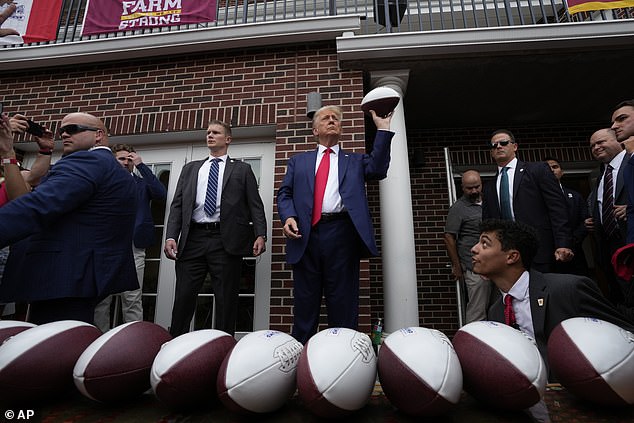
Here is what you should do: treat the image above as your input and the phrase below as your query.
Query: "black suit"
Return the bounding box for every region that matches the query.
[482,160,572,272]
[552,186,589,275]
[165,156,266,336]
[587,153,629,304]
[488,271,634,372]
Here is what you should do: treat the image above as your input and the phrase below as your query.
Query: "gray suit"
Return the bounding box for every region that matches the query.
[166,156,266,336]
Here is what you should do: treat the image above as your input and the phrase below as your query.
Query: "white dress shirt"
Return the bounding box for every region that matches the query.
[315,144,344,214]
[597,149,625,223]
[192,154,227,223]
[504,270,535,339]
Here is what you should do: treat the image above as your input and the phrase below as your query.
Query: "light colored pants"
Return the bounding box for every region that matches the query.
[464,269,492,323]
[94,247,145,332]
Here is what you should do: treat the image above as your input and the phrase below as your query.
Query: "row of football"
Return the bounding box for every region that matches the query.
[0,318,631,417]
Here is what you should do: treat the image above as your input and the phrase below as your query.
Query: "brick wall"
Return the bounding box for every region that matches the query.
[1,41,377,335]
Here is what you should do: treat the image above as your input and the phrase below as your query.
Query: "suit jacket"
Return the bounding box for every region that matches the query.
[133,163,167,249]
[165,156,266,257]
[482,160,572,267]
[277,130,394,264]
[488,271,634,368]
[551,186,589,275]
[588,154,629,259]
[562,186,588,246]
[0,147,138,302]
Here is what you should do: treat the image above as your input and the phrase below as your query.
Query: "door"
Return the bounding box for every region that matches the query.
[136,141,275,336]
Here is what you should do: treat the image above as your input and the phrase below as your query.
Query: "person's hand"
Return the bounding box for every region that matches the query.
[164,239,178,260]
[252,236,266,257]
[450,264,464,280]
[615,204,627,221]
[0,2,19,38]
[9,114,29,134]
[555,247,574,262]
[36,128,54,151]
[0,114,14,157]
[129,151,143,166]
[584,217,594,232]
[370,109,393,131]
[283,217,301,239]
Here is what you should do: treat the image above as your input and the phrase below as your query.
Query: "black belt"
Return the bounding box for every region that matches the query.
[192,222,220,230]
[320,212,349,223]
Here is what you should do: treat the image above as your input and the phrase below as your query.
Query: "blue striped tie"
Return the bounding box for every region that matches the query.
[204,158,220,217]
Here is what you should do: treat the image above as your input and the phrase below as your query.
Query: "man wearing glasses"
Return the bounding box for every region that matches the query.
[0,112,138,324]
[482,129,574,273]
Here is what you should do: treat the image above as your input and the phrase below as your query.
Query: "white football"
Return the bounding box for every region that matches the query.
[378,327,462,416]
[548,317,634,406]
[0,320,101,405]
[360,86,400,117]
[217,330,303,414]
[452,321,547,410]
[0,320,36,344]
[151,329,236,409]
[297,327,377,418]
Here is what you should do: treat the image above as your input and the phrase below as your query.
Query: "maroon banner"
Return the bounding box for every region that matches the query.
[82,0,217,36]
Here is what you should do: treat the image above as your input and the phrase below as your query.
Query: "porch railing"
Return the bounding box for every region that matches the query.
[2,0,632,49]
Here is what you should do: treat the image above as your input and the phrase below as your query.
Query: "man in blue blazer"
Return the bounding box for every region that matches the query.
[94,144,167,331]
[0,112,138,324]
[544,157,589,276]
[277,105,394,344]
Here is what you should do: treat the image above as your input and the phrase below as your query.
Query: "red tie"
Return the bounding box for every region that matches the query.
[504,294,516,328]
[312,148,332,226]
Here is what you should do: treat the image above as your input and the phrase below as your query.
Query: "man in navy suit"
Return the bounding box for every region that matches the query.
[164,120,267,337]
[585,128,628,305]
[277,105,394,344]
[0,112,138,324]
[544,157,589,276]
[94,144,167,331]
[482,129,573,273]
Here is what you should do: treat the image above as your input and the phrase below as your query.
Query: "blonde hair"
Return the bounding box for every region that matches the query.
[312,105,343,128]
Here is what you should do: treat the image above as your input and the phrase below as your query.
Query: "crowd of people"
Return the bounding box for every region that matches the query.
[442,100,634,421]
[1,101,633,359]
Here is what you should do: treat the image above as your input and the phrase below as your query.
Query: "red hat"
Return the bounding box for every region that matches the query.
[611,243,634,281]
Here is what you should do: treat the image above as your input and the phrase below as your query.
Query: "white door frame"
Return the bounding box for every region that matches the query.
[137,141,275,334]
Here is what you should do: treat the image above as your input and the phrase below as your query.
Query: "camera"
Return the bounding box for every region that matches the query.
[26,119,45,137]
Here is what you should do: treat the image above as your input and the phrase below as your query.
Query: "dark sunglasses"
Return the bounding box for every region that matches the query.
[490,139,515,148]
[58,124,100,136]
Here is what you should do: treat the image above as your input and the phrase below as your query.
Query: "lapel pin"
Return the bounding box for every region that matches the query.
[520,168,524,172]
[537,298,544,307]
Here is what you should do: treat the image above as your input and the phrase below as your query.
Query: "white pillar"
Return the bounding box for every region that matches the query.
[371,71,419,334]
